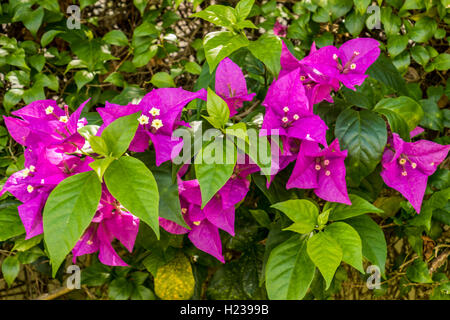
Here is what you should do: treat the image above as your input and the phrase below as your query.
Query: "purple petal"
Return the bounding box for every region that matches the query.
[380,161,428,213]
[338,38,380,72]
[315,157,351,205]
[97,223,128,266]
[287,115,328,147]
[68,99,90,133]
[18,193,46,239]
[104,211,140,252]
[286,142,319,189]
[410,126,424,138]
[139,88,207,135]
[188,220,225,263]
[12,99,63,121]
[215,57,249,100]
[159,217,189,234]
[279,41,301,77]
[149,132,184,166]
[203,196,235,236]
[72,225,100,263]
[404,140,450,176]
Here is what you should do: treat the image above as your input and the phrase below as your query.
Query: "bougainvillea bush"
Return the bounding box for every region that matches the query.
[0,0,449,300]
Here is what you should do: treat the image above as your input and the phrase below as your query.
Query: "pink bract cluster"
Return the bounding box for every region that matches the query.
[1,37,449,265]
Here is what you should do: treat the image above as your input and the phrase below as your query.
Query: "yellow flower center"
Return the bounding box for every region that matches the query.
[282,117,289,123]
[401,171,408,176]
[22,168,30,178]
[27,185,34,193]
[283,106,289,113]
[315,164,321,171]
[138,115,149,125]
[149,107,160,116]
[151,119,164,130]
[193,221,201,226]
[293,114,299,120]
[323,159,330,166]
[59,116,68,123]
[350,63,356,70]
[325,170,331,176]
[45,106,54,115]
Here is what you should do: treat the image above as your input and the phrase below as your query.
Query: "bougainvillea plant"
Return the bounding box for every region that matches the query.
[1,0,449,301]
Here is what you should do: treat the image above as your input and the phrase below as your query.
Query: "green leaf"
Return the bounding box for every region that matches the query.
[131,285,156,300]
[235,0,254,20]
[225,122,249,144]
[88,136,109,156]
[271,199,319,234]
[104,72,125,87]
[3,89,24,113]
[43,171,102,276]
[109,278,134,300]
[20,7,44,37]
[409,17,437,43]
[433,53,450,71]
[152,166,190,229]
[344,10,365,36]
[89,157,115,182]
[203,31,249,72]
[80,0,98,10]
[410,46,430,66]
[249,209,271,228]
[419,99,443,131]
[326,194,384,221]
[354,0,371,14]
[133,0,148,16]
[335,109,387,184]
[6,48,30,71]
[195,137,237,208]
[387,35,409,58]
[103,30,129,46]
[0,205,25,241]
[406,259,433,283]
[345,215,387,275]
[150,72,175,88]
[204,88,230,129]
[307,232,343,290]
[325,222,364,273]
[28,54,45,72]
[132,44,158,67]
[41,30,63,47]
[317,209,331,226]
[2,255,20,287]
[248,33,282,76]
[367,54,409,96]
[184,61,202,75]
[101,112,141,158]
[191,5,237,29]
[373,96,424,134]
[104,157,160,238]
[374,108,410,141]
[23,84,45,104]
[265,235,315,300]
[74,70,95,91]
[12,235,43,252]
